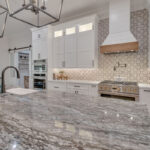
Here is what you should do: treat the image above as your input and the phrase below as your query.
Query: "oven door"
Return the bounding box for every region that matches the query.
[34,78,46,89]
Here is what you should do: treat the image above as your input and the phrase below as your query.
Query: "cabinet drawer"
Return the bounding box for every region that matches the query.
[67,89,89,96]
[67,83,89,90]
[48,82,66,92]
[77,89,89,95]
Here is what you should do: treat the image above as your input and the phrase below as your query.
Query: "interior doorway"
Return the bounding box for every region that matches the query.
[9,47,32,89]
[18,50,30,88]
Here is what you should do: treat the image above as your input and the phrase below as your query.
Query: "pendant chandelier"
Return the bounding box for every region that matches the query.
[0,3,8,38]
[5,0,64,28]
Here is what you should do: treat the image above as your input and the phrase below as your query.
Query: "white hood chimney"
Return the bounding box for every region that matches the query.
[100,0,138,54]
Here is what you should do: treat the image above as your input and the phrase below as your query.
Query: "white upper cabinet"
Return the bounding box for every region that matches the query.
[52,24,65,68]
[52,14,98,68]
[77,19,95,68]
[32,28,48,60]
[64,21,77,68]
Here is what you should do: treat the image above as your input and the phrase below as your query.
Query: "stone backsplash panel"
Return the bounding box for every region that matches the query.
[55,9,150,83]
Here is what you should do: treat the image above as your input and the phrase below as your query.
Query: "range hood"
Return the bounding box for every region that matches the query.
[100,0,139,54]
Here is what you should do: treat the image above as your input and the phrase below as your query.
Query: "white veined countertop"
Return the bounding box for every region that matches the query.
[49,80,150,87]
[138,83,150,89]
[49,80,101,85]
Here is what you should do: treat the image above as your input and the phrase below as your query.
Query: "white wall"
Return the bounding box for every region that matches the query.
[0,37,10,88]
[7,30,32,87]
[8,30,32,49]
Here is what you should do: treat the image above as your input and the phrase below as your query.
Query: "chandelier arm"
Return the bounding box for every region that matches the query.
[58,0,64,20]
[42,0,46,7]
[5,0,64,27]
[0,4,8,11]
[37,0,39,27]
[37,7,58,20]
[10,15,38,27]
[0,12,8,38]
[0,10,7,15]
[9,3,31,16]
[23,0,26,6]
[5,0,11,13]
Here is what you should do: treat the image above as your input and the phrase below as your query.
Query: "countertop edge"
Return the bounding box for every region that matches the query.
[48,80,101,85]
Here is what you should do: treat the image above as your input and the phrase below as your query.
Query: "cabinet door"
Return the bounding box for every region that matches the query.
[53,25,65,68]
[32,30,41,41]
[65,24,77,68]
[32,28,48,60]
[89,84,99,97]
[53,54,65,68]
[77,22,95,68]
[39,37,48,60]
[32,39,40,60]
[140,88,150,113]
[48,81,66,92]
[140,89,150,104]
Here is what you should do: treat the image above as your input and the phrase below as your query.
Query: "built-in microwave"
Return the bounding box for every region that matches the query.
[33,59,47,73]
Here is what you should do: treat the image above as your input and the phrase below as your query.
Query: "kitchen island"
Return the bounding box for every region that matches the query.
[0,91,150,150]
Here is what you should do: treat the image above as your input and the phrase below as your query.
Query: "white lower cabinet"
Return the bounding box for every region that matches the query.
[89,84,99,97]
[139,87,150,113]
[66,83,89,95]
[48,81,100,97]
[48,82,66,92]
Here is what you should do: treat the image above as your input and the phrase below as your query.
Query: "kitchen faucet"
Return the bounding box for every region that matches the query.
[1,66,20,93]
[114,62,127,71]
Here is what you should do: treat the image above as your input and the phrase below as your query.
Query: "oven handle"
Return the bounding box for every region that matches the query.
[144,90,150,92]
[112,87,118,90]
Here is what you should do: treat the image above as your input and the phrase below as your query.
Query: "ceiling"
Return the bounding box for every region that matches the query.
[0,0,148,36]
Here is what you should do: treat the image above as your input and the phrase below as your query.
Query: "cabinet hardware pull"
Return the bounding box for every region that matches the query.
[144,90,150,92]
[38,53,40,60]
[62,61,65,67]
[92,60,94,67]
[74,86,80,88]
[54,86,59,88]
[38,34,40,38]
[64,61,66,67]
[91,85,96,87]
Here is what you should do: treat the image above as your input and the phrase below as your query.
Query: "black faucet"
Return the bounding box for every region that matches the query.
[1,66,20,93]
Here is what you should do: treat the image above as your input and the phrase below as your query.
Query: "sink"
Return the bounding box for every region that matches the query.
[6,88,38,95]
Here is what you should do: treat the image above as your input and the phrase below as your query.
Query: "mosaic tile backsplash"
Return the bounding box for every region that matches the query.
[55,9,150,83]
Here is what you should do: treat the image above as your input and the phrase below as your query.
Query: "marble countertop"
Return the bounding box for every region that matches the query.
[49,80,101,85]
[0,91,150,150]
[139,83,150,88]
[50,80,150,88]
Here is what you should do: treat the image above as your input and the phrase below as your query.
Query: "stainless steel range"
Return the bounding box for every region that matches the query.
[99,80,139,101]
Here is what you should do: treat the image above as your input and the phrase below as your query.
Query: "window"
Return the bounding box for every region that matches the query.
[54,30,63,38]
[66,27,76,35]
[79,23,93,32]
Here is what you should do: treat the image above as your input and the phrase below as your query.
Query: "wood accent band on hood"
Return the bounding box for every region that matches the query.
[100,42,139,54]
